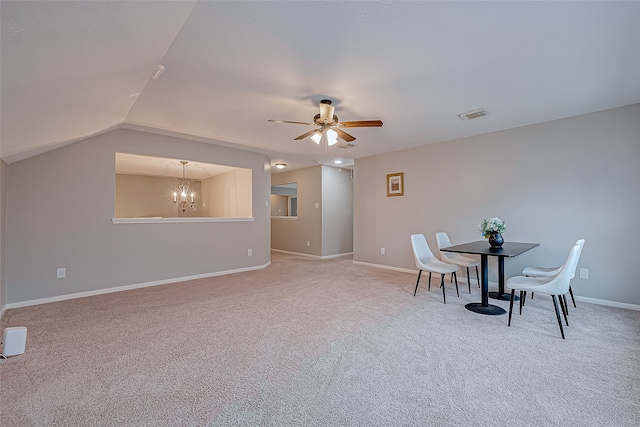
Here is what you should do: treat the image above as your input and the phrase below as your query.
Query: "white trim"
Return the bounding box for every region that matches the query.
[322,252,354,260]
[270,216,298,220]
[352,260,416,275]
[271,249,352,260]
[353,261,640,311]
[574,295,640,311]
[112,217,254,224]
[5,261,271,310]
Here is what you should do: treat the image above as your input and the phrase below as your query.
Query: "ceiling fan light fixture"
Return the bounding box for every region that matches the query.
[326,129,338,146]
[319,101,335,123]
[310,131,322,144]
[275,163,286,169]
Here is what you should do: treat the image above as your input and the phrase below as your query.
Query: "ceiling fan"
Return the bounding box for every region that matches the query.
[268,99,383,150]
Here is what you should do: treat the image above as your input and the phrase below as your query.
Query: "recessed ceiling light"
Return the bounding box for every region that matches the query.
[334,160,342,164]
[275,163,286,169]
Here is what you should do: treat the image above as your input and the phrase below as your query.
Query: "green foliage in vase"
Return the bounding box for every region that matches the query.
[479,217,506,238]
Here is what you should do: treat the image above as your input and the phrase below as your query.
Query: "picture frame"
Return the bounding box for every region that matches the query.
[386,172,404,197]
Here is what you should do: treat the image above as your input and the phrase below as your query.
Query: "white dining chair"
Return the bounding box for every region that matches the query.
[435,232,480,294]
[411,234,459,304]
[521,239,585,310]
[506,242,582,339]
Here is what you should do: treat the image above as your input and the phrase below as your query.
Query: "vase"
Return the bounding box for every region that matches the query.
[488,233,504,249]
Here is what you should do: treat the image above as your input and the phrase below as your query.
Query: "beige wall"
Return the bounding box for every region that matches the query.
[271,165,353,257]
[115,174,203,218]
[270,194,289,216]
[201,168,252,218]
[0,159,6,313]
[322,166,353,256]
[4,128,271,305]
[271,166,322,256]
[354,104,640,306]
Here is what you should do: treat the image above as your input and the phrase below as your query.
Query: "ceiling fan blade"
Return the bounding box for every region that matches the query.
[267,119,315,126]
[335,128,356,142]
[293,129,319,140]
[338,120,383,128]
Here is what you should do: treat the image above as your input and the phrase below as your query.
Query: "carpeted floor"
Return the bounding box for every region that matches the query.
[1,252,639,426]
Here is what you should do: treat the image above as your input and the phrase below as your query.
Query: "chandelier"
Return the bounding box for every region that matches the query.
[173,161,196,215]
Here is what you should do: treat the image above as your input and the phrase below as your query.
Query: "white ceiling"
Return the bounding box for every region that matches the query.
[115,152,240,180]
[2,1,639,173]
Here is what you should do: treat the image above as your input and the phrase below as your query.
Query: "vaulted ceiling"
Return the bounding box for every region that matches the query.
[2,1,639,171]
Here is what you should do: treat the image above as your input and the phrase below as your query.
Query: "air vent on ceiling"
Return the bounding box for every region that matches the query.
[338,143,356,149]
[457,108,487,121]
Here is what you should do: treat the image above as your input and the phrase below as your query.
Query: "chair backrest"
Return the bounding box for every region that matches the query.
[435,232,452,249]
[411,234,437,269]
[545,243,582,294]
[569,239,585,279]
[435,231,454,262]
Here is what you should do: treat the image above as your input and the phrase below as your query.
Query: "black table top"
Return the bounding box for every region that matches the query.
[440,240,539,258]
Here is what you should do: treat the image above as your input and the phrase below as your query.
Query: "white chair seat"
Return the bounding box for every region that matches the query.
[445,253,479,268]
[436,232,480,293]
[421,260,458,275]
[411,234,459,303]
[521,265,561,277]
[506,242,582,339]
[521,239,584,309]
[506,276,556,293]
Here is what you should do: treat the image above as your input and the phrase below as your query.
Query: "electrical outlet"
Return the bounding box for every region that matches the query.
[56,268,66,278]
[381,248,385,255]
[306,241,310,247]
[580,268,588,279]
[247,249,252,256]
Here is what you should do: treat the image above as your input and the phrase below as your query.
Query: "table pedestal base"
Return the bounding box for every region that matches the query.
[489,291,519,301]
[465,303,506,315]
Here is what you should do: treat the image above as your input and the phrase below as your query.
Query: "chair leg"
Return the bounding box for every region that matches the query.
[428,272,432,291]
[563,294,570,316]
[522,291,527,307]
[531,292,535,299]
[453,271,459,297]
[466,267,471,294]
[475,266,480,288]
[569,286,577,307]
[413,270,422,296]
[440,274,446,304]
[559,295,569,326]
[519,291,524,315]
[508,290,515,326]
[552,295,566,339]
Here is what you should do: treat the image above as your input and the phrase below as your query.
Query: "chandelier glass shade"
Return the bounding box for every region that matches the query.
[173,161,196,215]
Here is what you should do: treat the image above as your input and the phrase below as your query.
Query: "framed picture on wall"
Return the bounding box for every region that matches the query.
[386,172,404,197]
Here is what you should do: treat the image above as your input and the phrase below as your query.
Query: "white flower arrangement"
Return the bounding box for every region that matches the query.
[479,217,506,238]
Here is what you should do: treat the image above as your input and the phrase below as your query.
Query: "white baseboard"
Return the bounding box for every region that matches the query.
[353,260,640,311]
[271,249,353,260]
[5,261,271,310]
[353,260,416,275]
[573,295,639,311]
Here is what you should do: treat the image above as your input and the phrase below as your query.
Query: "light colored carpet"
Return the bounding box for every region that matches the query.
[1,252,639,426]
